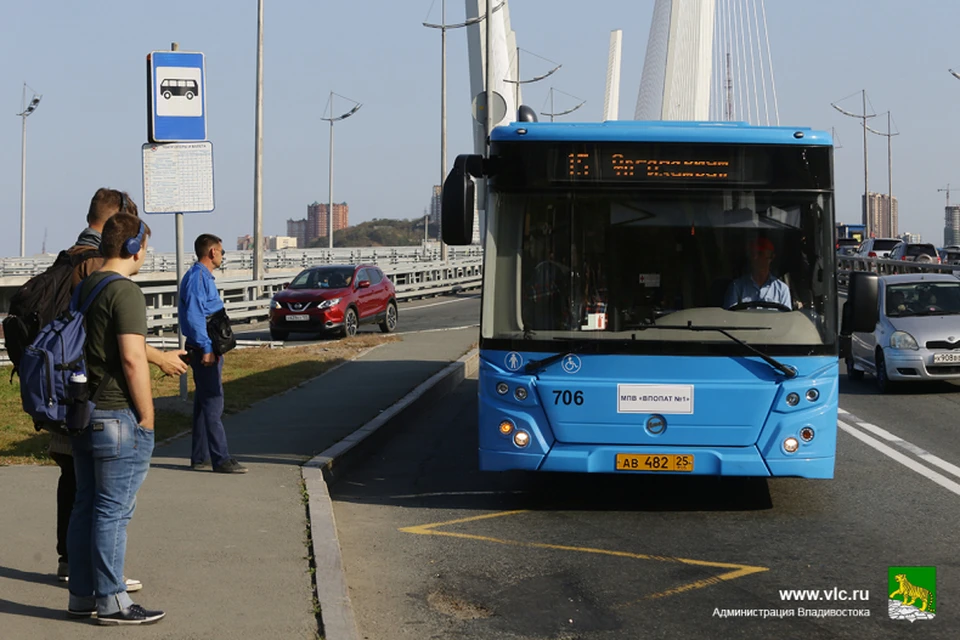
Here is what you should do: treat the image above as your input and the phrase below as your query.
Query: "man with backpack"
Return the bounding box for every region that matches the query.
[65,212,166,624]
[4,188,188,587]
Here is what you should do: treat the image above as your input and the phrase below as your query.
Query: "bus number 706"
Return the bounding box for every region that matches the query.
[553,390,584,406]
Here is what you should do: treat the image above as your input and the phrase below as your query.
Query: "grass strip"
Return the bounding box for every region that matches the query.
[0,334,397,466]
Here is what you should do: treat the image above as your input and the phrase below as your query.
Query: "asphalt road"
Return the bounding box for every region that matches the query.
[331,370,960,640]
[234,293,481,344]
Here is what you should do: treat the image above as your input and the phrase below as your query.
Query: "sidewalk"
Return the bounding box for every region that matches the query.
[0,327,478,639]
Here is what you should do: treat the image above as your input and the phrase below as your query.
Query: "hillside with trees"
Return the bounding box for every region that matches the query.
[309,218,440,248]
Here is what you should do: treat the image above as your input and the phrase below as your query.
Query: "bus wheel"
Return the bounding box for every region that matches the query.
[163,91,172,99]
[185,92,194,100]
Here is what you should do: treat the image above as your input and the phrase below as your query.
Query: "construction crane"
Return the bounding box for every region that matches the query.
[939,183,951,208]
[41,227,47,255]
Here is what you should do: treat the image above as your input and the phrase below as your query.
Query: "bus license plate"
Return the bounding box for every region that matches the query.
[615,454,694,472]
[286,314,310,322]
[933,352,960,364]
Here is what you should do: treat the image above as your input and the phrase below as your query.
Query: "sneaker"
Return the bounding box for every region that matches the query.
[124,577,142,592]
[57,561,69,583]
[97,603,165,626]
[214,458,248,474]
[191,460,211,471]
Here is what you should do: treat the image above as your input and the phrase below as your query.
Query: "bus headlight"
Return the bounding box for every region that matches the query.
[496,382,509,395]
[783,437,800,453]
[786,393,800,406]
[513,431,530,447]
[800,426,815,442]
[889,331,919,350]
[806,388,820,402]
[499,420,514,435]
[514,387,528,401]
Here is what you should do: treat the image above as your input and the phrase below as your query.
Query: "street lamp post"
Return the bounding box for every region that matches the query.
[831,90,876,237]
[424,0,504,259]
[320,92,361,250]
[865,111,899,236]
[541,87,586,122]
[253,0,265,282]
[17,84,42,258]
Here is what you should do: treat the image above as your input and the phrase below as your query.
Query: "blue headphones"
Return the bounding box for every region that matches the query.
[124,221,146,256]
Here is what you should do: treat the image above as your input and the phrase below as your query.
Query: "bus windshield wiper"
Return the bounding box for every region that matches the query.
[523,337,618,374]
[636,321,797,379]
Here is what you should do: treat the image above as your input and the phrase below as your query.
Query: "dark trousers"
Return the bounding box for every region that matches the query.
[50,451,75,563]
[190,351,231,466]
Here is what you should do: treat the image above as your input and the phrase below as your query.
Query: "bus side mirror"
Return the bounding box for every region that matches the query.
[846,271,879,333]
[442,154,483,246]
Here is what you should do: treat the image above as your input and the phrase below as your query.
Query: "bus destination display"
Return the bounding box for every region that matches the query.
[566,149,740,183]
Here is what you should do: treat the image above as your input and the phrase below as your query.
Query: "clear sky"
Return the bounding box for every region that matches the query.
[2,0,958,255]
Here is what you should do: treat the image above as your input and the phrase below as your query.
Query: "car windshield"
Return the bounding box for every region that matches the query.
[288,267,354,290]
[484,189,837,353]
[886,282,960,317]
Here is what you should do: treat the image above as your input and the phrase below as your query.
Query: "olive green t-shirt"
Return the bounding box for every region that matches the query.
[79,271,147,410]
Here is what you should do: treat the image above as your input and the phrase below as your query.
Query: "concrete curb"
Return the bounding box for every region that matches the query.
[301,348,480,640]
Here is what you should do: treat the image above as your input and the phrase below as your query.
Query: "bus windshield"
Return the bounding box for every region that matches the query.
[483,189,836,355]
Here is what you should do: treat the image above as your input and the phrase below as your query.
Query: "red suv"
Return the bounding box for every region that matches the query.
[269,264,397,340]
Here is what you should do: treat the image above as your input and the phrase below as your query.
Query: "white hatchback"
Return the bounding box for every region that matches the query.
[847,273,960,392]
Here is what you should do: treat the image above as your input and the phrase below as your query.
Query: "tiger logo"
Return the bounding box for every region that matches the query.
[890,574,934,612]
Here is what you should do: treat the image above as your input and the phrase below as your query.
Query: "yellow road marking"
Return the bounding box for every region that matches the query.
[399,510,768,605]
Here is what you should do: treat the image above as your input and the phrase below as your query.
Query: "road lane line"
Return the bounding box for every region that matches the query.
[400,510,768,605]
[851,420,960,481]
[402,295,480,311]
[838,419,960,497]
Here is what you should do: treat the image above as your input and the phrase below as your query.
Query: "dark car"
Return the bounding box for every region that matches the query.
[268,264,397,340]
[836,237,860,256]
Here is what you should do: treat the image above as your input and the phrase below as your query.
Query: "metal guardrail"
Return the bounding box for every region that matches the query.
[0,256,483,361]
[0,244,482,278]
[143,257,483,333]
[836,255,960,290]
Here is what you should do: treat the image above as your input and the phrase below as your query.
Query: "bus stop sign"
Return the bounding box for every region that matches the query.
[148,51,207,142]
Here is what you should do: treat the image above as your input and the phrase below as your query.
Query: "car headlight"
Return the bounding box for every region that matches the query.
[889,331,919,350]
[271,299,283,309]
[317,298,341,310]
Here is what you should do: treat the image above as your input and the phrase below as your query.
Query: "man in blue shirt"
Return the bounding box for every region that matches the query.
[179,234,247,474]
[724,237,793,310]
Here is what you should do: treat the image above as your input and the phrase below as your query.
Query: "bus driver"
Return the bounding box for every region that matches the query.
[724,237,792,310]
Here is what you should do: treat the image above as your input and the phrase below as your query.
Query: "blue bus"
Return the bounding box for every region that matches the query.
[442,119,838,478]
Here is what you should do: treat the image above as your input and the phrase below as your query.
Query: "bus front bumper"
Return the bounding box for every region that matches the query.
[479,445,835,478]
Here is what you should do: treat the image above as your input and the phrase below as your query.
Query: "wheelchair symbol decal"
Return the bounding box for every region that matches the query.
[561,354,582,374]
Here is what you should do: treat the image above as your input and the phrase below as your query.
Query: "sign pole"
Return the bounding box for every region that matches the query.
[146,44,211,401]
[170,41,188,402]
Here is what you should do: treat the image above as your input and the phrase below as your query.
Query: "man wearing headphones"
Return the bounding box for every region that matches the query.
[49,188,189,588]
[66,213,165,625]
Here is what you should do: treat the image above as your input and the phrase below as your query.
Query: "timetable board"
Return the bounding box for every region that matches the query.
[141,142,215,214]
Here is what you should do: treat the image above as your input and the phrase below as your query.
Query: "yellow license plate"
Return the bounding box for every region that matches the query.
[615,454,694,472]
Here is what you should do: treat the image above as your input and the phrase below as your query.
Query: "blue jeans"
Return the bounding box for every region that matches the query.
[67,408,154,615]
[191,351,231,466]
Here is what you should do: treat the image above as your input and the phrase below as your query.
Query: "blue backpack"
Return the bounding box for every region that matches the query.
[19,274,125,436]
